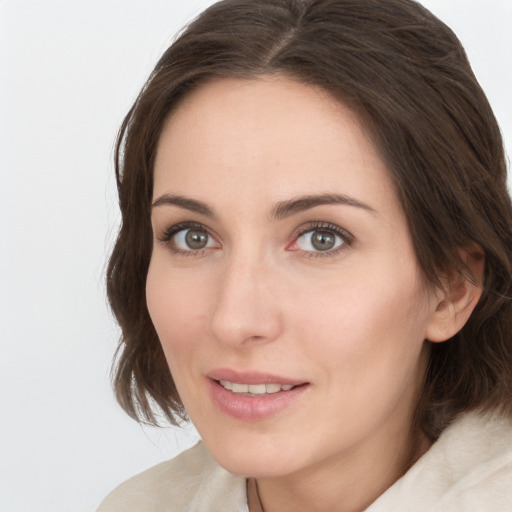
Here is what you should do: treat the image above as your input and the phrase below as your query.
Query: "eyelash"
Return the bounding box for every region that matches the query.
[158,221,214,256]
[292,222,354,258]
[157,221,354,257]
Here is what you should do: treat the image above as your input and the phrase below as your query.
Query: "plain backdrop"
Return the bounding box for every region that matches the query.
[0,1,511,511]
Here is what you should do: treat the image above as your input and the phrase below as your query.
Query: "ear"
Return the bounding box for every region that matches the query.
[425,244,485,343]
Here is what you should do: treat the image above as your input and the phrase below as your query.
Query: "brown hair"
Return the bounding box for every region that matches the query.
[107,0,512,438]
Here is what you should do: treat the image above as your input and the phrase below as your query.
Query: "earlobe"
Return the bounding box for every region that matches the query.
[425,245,485,343]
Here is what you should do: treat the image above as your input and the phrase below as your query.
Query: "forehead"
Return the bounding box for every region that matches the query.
[153,76,398,216]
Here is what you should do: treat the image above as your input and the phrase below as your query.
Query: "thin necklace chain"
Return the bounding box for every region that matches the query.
[247,478,265,512]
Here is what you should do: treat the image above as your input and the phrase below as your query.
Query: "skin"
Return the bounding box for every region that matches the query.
[146,77,478,512]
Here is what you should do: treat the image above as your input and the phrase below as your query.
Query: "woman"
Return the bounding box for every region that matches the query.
[98,0,512,510]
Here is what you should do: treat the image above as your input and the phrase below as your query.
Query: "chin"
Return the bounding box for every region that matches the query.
[201,430,305,478]
[215,452,296,478]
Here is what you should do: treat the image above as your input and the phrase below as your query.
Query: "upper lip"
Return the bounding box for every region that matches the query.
[207,368,308,386]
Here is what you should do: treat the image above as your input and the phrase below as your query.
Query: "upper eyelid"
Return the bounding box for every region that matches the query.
[158,221,210,242]
[156,220,354,248]
[293,221,353,241]
[289,224,353,259]
[157,222,220,256]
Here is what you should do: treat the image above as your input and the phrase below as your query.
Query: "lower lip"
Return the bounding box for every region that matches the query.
[208,379,309,421]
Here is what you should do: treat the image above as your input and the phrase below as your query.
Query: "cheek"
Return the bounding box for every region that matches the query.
[291,262,431,377]
[146,262,210,360]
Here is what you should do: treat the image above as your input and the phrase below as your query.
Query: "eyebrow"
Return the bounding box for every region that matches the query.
[151,192,375,219]
[152,194,216,217]
[270,193,376,220]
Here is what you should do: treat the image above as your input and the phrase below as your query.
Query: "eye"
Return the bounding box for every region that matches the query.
[297,229,343,252]
[174,228,214,250]
[158,222,220,254]
[290,222,352,255]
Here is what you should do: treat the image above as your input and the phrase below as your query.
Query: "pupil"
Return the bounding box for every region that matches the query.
[312,231,335,251]
[185,230,208,249]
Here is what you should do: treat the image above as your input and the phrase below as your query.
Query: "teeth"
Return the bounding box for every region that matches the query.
[248,384,266,394]
[219,381,296,395]
[232,383,249,393]
[265,383,282,394]
[219,380,233,390]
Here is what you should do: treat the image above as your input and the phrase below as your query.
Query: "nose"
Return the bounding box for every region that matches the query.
[208,253,284,348]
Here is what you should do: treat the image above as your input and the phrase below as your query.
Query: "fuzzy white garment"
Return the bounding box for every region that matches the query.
[97,411,512,512]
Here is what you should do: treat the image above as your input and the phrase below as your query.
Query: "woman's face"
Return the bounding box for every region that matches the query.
[147,77,439,478]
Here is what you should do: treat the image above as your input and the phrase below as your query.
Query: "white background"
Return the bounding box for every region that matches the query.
[0,1,511,511]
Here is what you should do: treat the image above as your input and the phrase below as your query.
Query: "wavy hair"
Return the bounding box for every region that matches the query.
[106,0,512,439]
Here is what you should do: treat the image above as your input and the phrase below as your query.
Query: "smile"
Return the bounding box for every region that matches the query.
[218,380,296,395]
[208,374,309,421]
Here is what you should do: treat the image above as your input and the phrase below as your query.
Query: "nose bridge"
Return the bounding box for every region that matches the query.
[208,245,282,346]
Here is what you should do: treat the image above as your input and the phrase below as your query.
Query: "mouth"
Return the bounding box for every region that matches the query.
[206,370,310,421]
[216,380,304,396]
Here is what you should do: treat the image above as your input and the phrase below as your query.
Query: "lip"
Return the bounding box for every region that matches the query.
[207,368,306,386]
[207,368,309,421]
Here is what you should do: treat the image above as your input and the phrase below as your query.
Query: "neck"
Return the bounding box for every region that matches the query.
[249,423,431,512]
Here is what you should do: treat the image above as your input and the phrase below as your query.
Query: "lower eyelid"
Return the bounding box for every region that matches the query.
[157,223,223,256]
[157,222,352,257]
[293,223,352,245]
[157,222,207,243]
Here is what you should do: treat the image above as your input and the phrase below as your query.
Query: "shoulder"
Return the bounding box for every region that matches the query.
[367,411,512,511]
[97,441,248,512]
